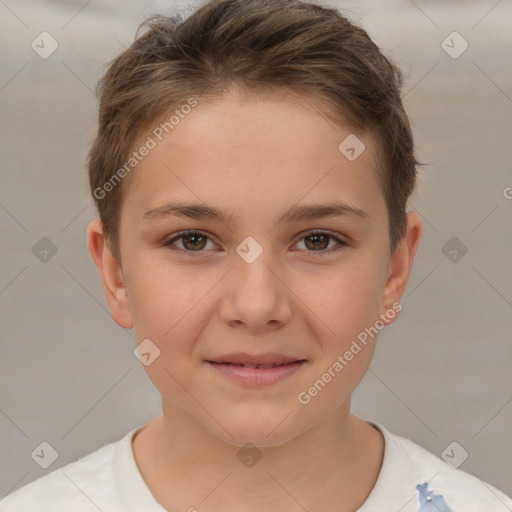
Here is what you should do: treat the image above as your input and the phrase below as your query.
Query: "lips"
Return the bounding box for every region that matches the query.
[206,355,307,387]
[209,361,295,370]
[206,352,305,368]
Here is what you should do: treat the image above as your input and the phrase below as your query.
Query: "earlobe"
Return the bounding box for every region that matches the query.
[86,220,133,329]
[379,212,423,325]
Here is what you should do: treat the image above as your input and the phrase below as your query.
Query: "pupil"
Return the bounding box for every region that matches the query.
[307,234,328,250]
[185,234,205,250]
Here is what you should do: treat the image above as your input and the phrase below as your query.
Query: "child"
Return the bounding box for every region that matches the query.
[1,0,510,510]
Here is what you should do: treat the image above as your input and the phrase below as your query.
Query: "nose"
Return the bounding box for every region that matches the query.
[217,244,293,333]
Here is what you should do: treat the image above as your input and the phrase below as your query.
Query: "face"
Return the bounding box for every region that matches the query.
[88,88,421,448]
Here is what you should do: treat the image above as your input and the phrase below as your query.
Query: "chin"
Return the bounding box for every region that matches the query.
[209,407,303,448]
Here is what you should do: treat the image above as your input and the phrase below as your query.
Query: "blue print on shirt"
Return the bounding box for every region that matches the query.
[416,483,452,511]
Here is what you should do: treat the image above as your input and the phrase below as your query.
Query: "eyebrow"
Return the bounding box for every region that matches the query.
[142,201,369,225]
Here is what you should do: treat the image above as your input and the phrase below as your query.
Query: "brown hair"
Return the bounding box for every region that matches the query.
[87,0,424,263]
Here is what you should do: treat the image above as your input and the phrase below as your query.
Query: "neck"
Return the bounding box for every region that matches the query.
[132,402,383,512]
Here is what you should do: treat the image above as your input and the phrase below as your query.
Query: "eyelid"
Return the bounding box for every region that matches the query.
[293,229,348,255]
[163,230,220,251]
[163,228,349,255]
[295,228,347,243]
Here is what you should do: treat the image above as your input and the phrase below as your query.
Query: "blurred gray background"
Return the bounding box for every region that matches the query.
[1,0,511,500]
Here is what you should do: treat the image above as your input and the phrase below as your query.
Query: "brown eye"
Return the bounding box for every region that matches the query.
[295,231,346,254]
[181,233,207,251]
[304,233,330,250]
[164,231,216,252]
[163,230,347,256]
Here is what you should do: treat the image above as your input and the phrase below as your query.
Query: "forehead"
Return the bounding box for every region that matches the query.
[121,90,383,223]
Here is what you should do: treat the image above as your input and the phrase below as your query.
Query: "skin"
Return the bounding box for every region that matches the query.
[87,87,422,512]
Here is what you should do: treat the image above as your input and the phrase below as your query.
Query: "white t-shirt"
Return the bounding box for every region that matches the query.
[1,422,511,511]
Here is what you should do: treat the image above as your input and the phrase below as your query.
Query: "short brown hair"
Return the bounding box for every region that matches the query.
[87,0,424,263]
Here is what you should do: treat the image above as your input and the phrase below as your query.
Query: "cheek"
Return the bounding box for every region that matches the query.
[126,252,203,330]
[294,269,382,417]
[127,264,206,404]
[306,261,385,341]
[126,257,222,379]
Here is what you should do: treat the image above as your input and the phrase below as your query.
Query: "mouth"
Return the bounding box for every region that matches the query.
[207,361,306,369]
[204,354,307,386]
[205,352,306,367]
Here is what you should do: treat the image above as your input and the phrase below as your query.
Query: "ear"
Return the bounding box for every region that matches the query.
[379,212,423,325]
[86,220,133,329]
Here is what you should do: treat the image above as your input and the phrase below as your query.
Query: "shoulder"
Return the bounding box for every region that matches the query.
[0,437,121,511]
[375,424,512,511]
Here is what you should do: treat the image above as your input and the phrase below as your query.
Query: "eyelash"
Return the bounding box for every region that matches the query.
[162,230,348,256]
